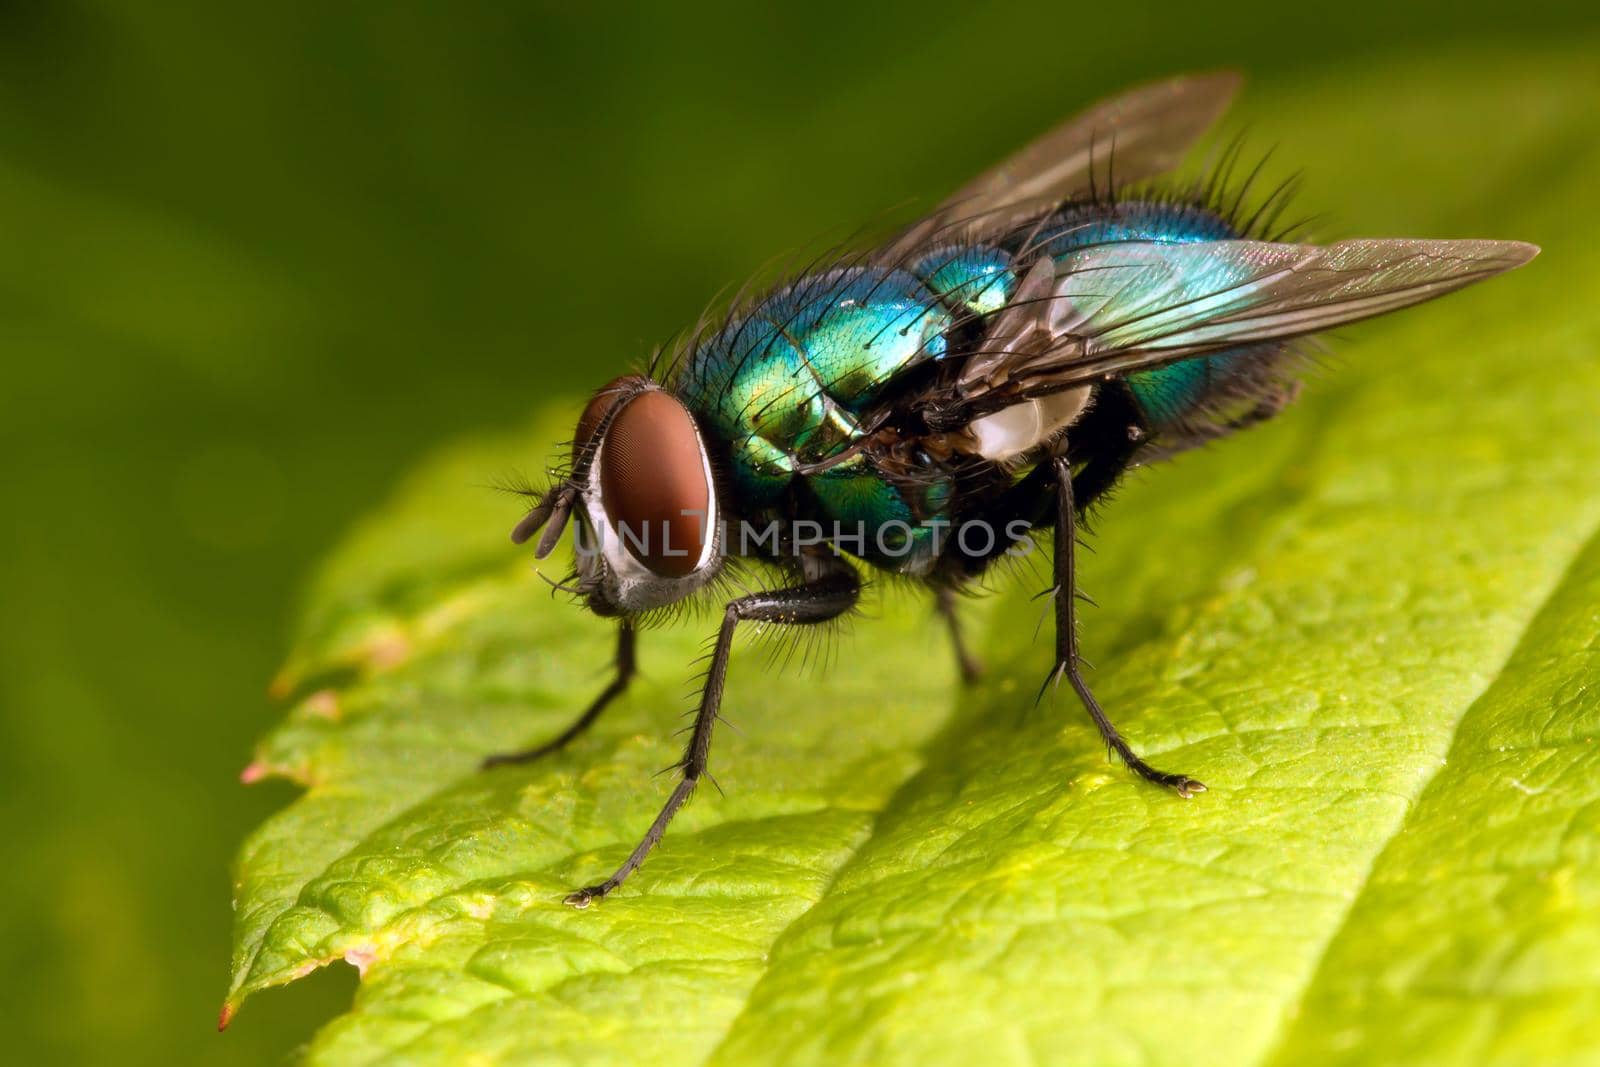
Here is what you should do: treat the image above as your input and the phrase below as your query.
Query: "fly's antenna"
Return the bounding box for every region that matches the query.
[511,487,574,557]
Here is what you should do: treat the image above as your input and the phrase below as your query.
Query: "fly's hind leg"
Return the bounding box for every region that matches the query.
[935,586,985,686]
[482,621,636,768]
[1047,454,1205,797]
[564,558,861,907]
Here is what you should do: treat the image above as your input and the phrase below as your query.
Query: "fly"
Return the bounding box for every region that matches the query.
[485,72,1537,906]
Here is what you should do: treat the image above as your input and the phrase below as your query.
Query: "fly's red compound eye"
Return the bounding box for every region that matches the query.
[574,376,644,454]
[597,389,712,577]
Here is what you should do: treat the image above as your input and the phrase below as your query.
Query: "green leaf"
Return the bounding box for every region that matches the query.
[227,49,1600,1065]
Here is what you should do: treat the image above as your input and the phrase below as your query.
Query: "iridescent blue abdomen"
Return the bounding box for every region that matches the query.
[1029,200,1262,424]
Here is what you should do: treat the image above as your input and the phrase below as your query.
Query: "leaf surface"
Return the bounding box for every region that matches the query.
[227,49,1600,1066]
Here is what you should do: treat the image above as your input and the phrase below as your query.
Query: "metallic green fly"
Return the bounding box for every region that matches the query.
[490,72,1537,906]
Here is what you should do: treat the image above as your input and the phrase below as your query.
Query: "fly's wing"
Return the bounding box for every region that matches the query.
[688,72,1243,453]
[947,238,1539,415]
[887,71,1242,255]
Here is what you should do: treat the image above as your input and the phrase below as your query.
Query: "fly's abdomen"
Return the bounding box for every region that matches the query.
[1030,200,1282,427]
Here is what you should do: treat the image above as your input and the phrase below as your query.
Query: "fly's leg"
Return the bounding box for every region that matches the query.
[565,561,860,907]
[1047,455,1205,797]
[935,586,985,686]
[482,621,636,768]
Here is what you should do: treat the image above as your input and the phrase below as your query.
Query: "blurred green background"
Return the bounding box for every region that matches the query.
[2,2,1597,1064]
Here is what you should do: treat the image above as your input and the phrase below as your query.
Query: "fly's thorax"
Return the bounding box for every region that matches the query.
[670,264,957,508]
[572,383,722,615]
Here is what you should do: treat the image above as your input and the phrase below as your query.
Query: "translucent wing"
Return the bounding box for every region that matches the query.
[890,71,1242,253]
[952,238,1539,408]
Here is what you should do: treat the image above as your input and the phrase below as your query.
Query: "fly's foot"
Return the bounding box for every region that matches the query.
[1126,758,1207,798]
[564,883,613,909]
[1163,774,1207,799]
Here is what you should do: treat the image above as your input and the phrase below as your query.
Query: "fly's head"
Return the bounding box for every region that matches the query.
[513,376,722,617]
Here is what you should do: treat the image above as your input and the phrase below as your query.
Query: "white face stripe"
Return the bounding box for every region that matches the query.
[691,420,719,571]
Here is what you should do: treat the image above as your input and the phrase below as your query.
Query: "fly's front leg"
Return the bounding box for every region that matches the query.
[482,621,636,768]
[565,560,860,907]
[1048,454,1205,797]
[935,586,984,686]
